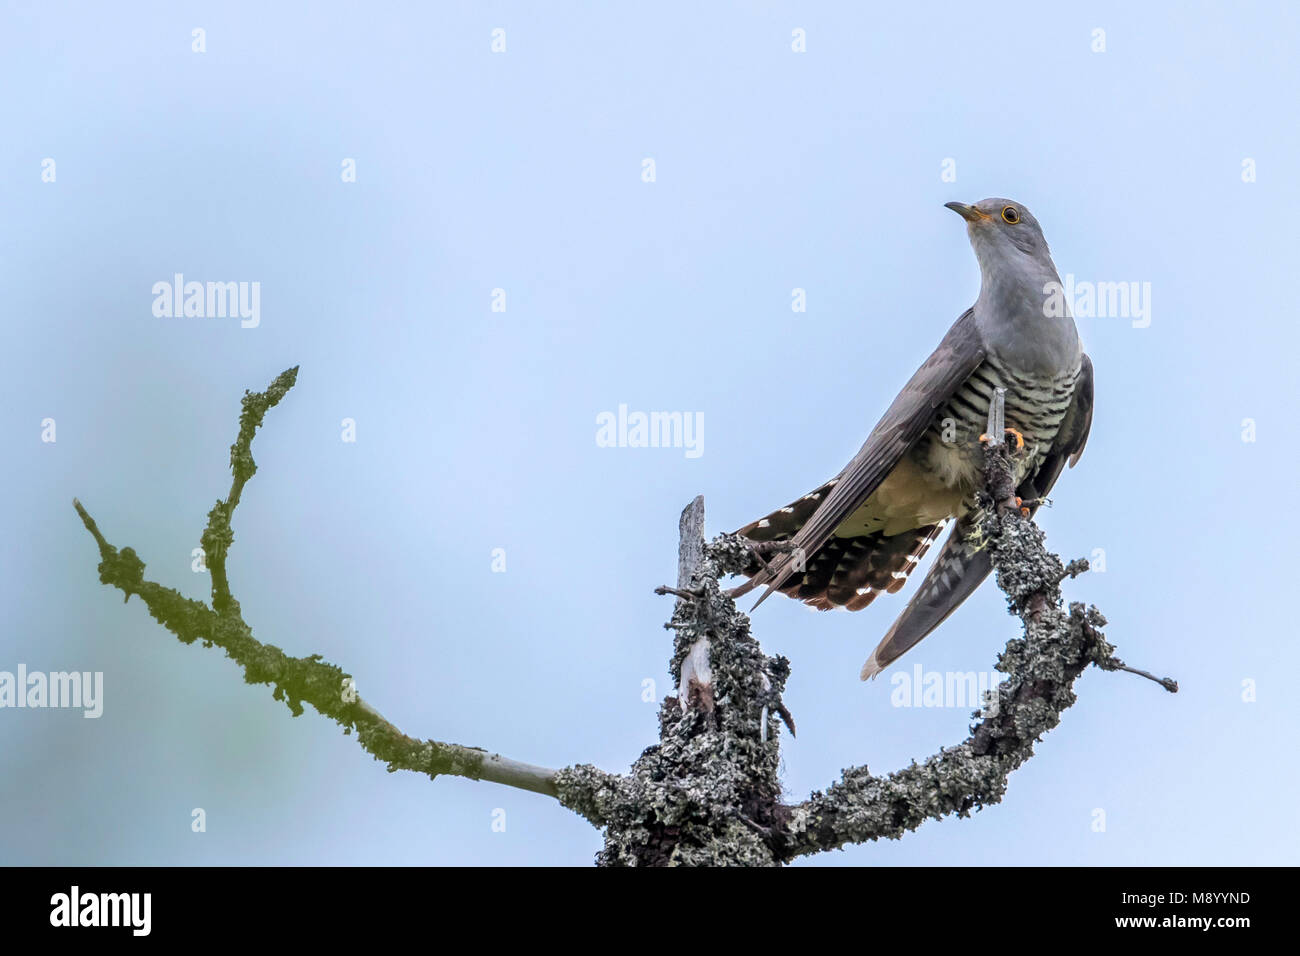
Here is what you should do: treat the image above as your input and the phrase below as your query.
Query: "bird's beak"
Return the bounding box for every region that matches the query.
[945,201,989,223]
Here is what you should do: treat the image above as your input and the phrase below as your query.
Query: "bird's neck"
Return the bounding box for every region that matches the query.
[974,257,1080,375]
[976,255,1062,322]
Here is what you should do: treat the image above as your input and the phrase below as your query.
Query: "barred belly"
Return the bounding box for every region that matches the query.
[910,356,1081,493]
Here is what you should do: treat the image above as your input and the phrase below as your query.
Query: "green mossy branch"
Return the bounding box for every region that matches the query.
[75,368,568,806]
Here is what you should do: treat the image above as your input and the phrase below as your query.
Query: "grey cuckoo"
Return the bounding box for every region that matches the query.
[731,198,1094,680]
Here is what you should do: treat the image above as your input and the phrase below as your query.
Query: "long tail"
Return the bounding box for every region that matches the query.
[733,482,943,612]
[859,512,991,679]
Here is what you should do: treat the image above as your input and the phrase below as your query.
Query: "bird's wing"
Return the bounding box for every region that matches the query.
[860,352,1095,678]
[1023,351,1094,498]
[750,308,986,605]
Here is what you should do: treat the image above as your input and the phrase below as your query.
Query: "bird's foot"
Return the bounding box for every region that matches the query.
[985,494,1031,519]
[996,495,1048,518]
[738,538,799,576]
[978,426,1026,451]
[746,540,775,573]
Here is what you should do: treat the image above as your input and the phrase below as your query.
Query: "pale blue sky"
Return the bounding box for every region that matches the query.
[2,1,1297,865]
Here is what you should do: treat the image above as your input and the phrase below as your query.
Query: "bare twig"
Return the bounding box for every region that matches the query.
[676,496,707,590]
[673,497,712,712]
[654,585,702,601]
[1099,659,1179,693]
[984,385,1007,444]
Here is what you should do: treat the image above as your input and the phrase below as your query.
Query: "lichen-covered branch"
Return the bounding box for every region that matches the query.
[769,480,1113,858]
[557,504,796,865]
[74,368,590,809]
[762,389,1177,861]
[77,370,1174,866]
[199,365,299,616]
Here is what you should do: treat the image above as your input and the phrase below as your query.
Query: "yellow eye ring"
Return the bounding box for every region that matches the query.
[1001,206,1020,224]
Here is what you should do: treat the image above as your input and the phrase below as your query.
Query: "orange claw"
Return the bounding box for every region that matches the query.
[979,427,1026,451]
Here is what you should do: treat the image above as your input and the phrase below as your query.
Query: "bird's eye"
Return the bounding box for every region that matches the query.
[1001,206,1020,224]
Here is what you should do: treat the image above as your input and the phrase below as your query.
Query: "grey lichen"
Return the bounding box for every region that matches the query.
[761,443,1149,860]
[556,440,1169,865]
[567,531,794,866]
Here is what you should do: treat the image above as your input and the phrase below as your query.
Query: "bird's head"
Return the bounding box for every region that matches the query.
[945,198,1054,274]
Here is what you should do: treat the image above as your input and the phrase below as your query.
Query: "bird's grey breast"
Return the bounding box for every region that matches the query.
[911,356,1081,494]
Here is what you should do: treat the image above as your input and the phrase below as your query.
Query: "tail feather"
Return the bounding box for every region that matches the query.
[735,484,943,613]
[859,513,991,679]
[736,479,837,544]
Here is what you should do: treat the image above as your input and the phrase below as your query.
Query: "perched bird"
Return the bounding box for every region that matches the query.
[731,198,1093,679]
